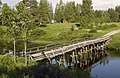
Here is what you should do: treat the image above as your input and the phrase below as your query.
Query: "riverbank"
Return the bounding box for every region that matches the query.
[0,54,37,78]
[106,33,120,51]
[0,22,120,53]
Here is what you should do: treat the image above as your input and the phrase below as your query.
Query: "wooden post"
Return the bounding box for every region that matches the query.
[63,53,66,66]
[72,50,75,64]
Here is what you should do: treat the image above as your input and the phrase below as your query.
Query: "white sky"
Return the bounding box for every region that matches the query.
[1,0,120,10]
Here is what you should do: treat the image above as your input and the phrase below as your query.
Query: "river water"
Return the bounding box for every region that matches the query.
[26,50,120,78]
[50,50,120,78]
[91,51,120,78]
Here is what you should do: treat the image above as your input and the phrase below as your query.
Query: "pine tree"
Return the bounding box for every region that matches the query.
[64,1,76,23]
[115,6,120,21]
[108,8,119,22]
[75,3,81,22]
[48,3,53,23]
[0,0,2,25]
[0,0,2,13]
[22,0,38,23]
[80,0,93,28]
[38,0,49,24]
[54,0,65,23]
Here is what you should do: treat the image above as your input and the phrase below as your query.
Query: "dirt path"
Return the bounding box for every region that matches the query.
[103,29,120,37]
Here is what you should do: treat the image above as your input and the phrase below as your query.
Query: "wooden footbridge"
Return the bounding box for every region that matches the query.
[26,29,120,62]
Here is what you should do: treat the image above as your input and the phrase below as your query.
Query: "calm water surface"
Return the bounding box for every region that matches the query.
[91,52,120,78]
[26,51,120,78]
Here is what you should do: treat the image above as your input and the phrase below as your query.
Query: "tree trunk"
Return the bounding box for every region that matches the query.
[13,38,16,64]
[24,41,27,65]
[24,31,27,66]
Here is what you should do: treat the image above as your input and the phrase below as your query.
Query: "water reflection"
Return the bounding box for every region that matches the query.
[91,51,120,78]
[50,48,108,70]
[25,50,120,78]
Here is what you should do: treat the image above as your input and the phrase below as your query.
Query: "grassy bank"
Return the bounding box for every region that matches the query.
[33,23,120,44]
[0,22,120,52]
[106,33,120,50]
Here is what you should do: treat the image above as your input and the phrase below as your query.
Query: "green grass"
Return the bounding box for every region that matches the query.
[107,33,120,49]
[0,54,36,78]
[1,22,120,50]
[32,22,120,45]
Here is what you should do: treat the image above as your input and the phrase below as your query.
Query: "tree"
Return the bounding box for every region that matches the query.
[54,0,65,23]
[0,0,2,13]
[2,4,21,64]
[64,1,76,23]
[80,0,93,28]
[22,0,38,22]
[0,0,2,25]
[48,3,53,23]
[22,0,38,9]
[16,2,33,65]
[108,8,119,22]
[75,3,81,22]
[38,0,49,24]
[115,6,120,21]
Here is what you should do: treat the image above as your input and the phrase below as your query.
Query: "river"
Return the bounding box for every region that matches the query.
[26,50,120,78]
[91,51,120,78]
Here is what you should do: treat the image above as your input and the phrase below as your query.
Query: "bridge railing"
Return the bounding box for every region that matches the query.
[25,36,98,55]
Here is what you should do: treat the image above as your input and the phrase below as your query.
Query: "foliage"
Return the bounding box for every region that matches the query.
[108,8,119,22]
[37,0,50,24]
[54,0,65,23]
[70,25,74,31]
[89,29,97,33]
[64,1,76,22]
[0,54,36,78]
[30,28,46,38]
[80,0,93,28]
[0,27,5,38]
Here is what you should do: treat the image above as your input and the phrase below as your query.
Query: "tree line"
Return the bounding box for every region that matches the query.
[55,0,120,28]
[0,0,120,27]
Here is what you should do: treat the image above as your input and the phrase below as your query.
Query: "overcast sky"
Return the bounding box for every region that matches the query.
[1,0,120,10]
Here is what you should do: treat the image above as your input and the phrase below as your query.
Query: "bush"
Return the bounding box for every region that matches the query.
[75,24,81,27]
[110,24,118,27]
[0,28,5,38]
[39,24,47,27]
[31,28,46,37]
[0,54,36,78]
[89,29,97,33]
[70,25,74,31]
[97,24,118,30]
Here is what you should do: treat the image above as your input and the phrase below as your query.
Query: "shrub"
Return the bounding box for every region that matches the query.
[110,24,118,27]
[0,28,5,38]
[75,24,81,27]
[89,29,97,33]
[70,25,74,31]
[31,28,46,37]
[39,24,47,27]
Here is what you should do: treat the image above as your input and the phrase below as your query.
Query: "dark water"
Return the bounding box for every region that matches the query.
[26,51,120,78]
[91,52,120,78]
[50,51,120,78]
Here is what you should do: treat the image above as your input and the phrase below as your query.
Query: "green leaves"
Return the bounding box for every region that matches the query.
[80,0,93,28]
